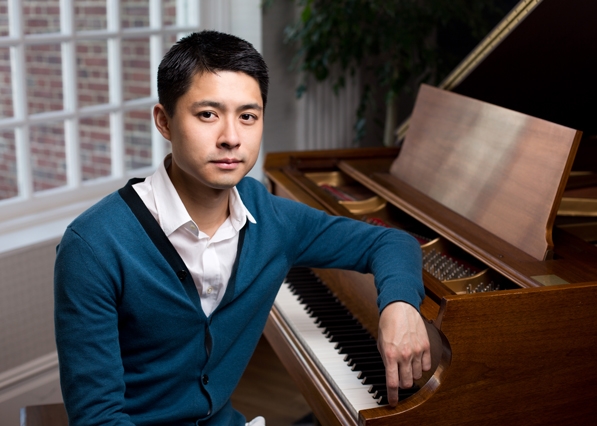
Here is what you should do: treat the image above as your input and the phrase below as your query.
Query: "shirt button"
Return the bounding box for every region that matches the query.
[202,374,209,385]
[206,287,213,294]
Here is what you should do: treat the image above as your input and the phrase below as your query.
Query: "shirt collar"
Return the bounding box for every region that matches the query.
[229,185,257,232]
[151,155,256,237]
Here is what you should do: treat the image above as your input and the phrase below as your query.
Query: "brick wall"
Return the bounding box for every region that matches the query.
[0,0,177,200]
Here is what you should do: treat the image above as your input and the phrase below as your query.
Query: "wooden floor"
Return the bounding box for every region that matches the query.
[231,336,314,425]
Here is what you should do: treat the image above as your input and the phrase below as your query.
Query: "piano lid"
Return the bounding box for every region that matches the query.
[439,0,597,135]
[396,0,597,141]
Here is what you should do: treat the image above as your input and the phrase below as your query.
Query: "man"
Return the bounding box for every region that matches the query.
[54,30,430,426]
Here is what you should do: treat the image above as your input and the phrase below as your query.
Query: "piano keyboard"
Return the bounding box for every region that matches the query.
[273,268,418,417]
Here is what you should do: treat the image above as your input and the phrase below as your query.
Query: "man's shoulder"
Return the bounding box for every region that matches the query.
[236,176,300,211]
[236,176,266,192]
[67,189,132,235]
[236,176,269,205]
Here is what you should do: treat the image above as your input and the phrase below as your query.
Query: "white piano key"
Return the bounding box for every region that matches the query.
[274,281,382,413]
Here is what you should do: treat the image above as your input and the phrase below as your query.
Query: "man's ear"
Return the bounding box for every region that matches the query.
[153,104,172,141]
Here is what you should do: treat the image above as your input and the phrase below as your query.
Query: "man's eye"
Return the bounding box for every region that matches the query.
[199,111,214,119]
[240,114,255,121]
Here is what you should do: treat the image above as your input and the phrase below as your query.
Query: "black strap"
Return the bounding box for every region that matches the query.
[118,178,202,312]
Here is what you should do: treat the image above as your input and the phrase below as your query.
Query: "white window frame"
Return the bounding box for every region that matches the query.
[0,0,202,229]
[0,0,262,252]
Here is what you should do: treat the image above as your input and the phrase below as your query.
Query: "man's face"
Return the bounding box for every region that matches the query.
[156,70,263,192]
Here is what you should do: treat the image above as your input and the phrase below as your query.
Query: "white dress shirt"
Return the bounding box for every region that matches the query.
[133,155,256,317]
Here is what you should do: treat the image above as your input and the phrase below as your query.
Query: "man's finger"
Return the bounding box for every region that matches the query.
[384,361,399,407]
[398,357,414,389]
[411,353,423,381]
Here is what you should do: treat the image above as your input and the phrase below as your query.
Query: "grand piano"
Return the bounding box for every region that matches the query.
[262,0,597,424]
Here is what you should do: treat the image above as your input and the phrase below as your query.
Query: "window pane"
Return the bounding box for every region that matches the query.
[121,0,149,29]
[30,121,66,192]
[26,44,63,114]
[163,0,177,27]
[0,129,17,200]
[0,47,12,119]
[124,108,152,171]
[75,0,107,31]
[0,0,9,37]
[77,40,109,108]
[80,114,111,181]
[23,0,61,35]
[163,33,178,56]
[122,37,151,101]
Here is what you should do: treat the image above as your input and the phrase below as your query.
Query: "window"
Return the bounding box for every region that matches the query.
[0,0,200,224]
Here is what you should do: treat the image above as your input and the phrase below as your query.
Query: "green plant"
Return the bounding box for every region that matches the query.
[284,0,509,145]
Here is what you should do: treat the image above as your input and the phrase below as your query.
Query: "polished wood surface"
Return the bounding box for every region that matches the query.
[358,282,597,426]
[340,157,597,287]
[20,403,68,426]
[264,146,597,425]
[390,84,581,261]
[262,86,597,425]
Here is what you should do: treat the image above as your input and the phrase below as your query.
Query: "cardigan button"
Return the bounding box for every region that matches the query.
[177,270,187,281]
[202,374,209,385]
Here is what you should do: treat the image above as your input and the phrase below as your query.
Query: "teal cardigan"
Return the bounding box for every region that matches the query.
[54,176,424,425]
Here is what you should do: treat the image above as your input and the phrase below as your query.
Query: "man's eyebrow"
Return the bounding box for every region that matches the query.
[191,100,223,110]
[237,103,263,112]
[189,101,262,113]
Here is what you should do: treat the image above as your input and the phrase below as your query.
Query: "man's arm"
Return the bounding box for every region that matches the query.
[54,229,135,425]
[377,301,431,406]
[272,193,431,405]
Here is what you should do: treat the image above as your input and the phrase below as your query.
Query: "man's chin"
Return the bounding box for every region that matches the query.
[208,176,244,190]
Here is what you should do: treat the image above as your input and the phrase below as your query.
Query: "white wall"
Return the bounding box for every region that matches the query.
[261,0,361,155]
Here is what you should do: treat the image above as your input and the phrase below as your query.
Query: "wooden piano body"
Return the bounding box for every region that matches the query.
[263,1,597,424]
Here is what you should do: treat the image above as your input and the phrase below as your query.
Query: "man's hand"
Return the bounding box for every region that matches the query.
[377,301,431,407]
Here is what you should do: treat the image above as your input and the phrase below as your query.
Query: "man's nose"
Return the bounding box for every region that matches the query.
[218,118,240,149]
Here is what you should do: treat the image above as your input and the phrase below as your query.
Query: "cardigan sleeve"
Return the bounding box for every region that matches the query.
[54,228,135,426]
[274,194,425,313]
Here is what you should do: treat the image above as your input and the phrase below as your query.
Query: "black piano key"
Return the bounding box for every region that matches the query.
[316,317,360,327]
[338,347,378,355]
[327,328,370,337]
[369,384,386,395]
[344,352,380,360]
[344,354,382,366]
[307,305,348,314]
[372,388,419,404]
[322,323,363,333]
[330,334,372,344]
[284,267,419,406]
[310,310,354,319]
[369,383,420,399]
[294,294,336,302]
[354,364,386,377]
[353,359,385,369]
[329,331,372,343]
[361,374,387,385]
[336,343,378,355]
[335,337,377,350]
[340,345,379,356]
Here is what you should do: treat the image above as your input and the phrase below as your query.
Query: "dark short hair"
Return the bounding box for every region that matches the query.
[157,30,269,117]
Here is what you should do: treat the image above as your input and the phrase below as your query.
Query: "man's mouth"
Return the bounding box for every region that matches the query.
[212,158,242,169]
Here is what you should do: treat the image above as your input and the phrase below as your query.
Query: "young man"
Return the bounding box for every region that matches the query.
[54,31,430,426]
